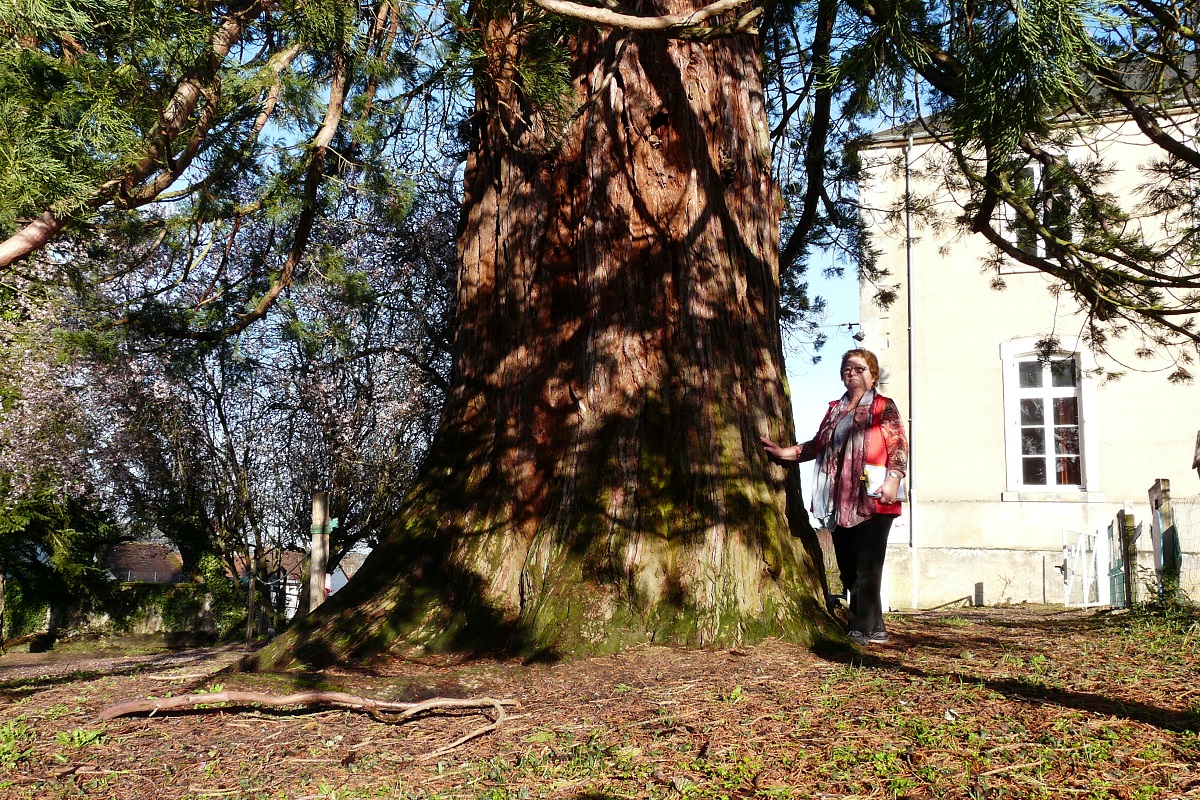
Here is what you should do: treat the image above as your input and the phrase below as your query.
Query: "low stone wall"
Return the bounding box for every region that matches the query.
[4,581,247,645]
[91,582,247,638]
[881,542,1187,610]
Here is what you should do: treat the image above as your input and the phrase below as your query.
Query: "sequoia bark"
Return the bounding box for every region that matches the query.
[257,3,833,666]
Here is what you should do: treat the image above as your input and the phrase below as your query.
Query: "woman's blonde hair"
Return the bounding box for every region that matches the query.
[840,348,880,382]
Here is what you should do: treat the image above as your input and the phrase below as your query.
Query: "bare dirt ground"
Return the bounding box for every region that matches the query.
[1,605,1197,800]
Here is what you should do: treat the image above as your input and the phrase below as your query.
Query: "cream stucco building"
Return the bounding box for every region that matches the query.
[857,119,1199,610]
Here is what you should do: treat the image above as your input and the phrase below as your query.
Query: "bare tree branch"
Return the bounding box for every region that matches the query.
[99,689,515,756]
[530,0,762,39]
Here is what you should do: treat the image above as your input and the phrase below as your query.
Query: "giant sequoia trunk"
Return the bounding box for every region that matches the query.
[256,3,835,667]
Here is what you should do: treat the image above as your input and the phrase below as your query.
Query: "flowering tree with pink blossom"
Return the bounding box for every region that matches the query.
[0,274,121,641]
[0,175,457,640]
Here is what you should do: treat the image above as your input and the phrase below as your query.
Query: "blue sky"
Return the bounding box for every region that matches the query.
[780,264,862,508]
[784,267,861,441]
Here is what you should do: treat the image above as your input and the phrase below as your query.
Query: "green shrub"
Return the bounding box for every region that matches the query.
[194,553,245,640]
[103,554,245,641]
[3,581,48,639]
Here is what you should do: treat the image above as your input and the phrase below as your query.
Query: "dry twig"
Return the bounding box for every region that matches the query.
[976,759,1047,778]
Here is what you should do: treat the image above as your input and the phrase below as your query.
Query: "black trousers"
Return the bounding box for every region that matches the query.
[831,514,895,636]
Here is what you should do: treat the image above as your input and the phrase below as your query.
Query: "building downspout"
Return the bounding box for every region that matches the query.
[905,132,919,610]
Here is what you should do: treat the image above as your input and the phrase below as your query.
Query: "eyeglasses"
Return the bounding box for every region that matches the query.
[842,365,869,376]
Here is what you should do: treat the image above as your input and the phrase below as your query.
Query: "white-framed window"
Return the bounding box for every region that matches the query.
[1017,357,1082,485]
[1000,338,1102,501]
[997,160,1072,269]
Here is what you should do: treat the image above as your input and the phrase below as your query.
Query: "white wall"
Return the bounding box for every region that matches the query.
[857,124,1200,609]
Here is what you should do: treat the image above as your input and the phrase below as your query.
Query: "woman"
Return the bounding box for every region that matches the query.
[760,348,908,646]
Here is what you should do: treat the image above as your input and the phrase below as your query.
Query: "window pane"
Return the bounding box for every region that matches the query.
[1055,427,1080,455]
[1053,397,1078,425]
[1016,227,1038,255]
[1051,359,1077,387]
[1015,165,1038,194]
[1045,162,1073,242]
[1022,428,1045,456]
[1009,348,1086,491]
[1010,165,1044,256]
[1020,398,1044,425]
[1019,362,1043,388]
[1047,194,1072,242]
[1056,457,1082,485]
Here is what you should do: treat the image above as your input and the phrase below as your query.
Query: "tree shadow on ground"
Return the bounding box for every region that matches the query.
[980,677,1200,732]
[0,646,242,696]
[819,624,1200,734]
[948,610,1117,633]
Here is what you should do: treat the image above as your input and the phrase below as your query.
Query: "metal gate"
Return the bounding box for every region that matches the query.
[1062,528,1111,608]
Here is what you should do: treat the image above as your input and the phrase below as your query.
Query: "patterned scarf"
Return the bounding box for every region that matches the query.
[810,389,875,529]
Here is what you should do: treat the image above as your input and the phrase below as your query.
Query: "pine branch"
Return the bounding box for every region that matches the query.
[779,0,837,278]
[249,43,305,150]
[172,52,352,341]
[1088,59,1200,171]
[1125,0,1200,42]
[0,1,268,269]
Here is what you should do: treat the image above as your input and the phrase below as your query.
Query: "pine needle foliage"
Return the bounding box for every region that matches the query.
[1,0,468,341]
[841,0,1200,375]
[939,0,1105,154]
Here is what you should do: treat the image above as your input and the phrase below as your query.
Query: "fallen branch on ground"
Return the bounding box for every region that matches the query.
[99,692,517,756]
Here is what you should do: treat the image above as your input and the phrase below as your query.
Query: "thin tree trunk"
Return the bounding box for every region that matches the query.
[246,547,256,643]
[253,4,833,668]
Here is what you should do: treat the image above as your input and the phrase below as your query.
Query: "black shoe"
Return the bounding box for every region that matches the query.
[868,629,889,644]
[847,630,868,646]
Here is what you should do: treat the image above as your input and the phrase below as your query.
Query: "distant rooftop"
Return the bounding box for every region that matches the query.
[105,543,185,583]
